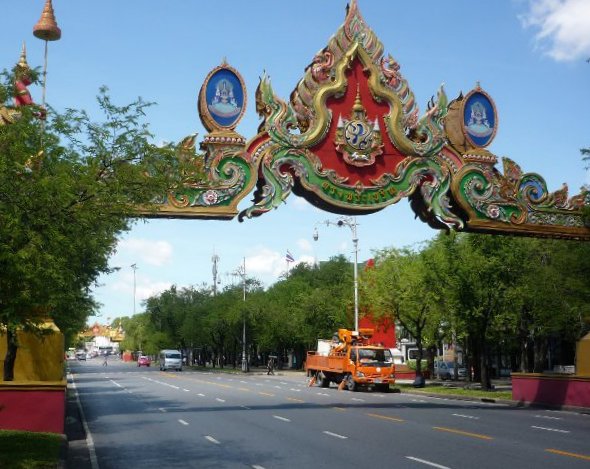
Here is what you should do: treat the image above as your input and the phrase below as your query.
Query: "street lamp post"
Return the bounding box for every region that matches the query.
[313,216,360,332]
[131,263,138,316]
[233,258,248,372]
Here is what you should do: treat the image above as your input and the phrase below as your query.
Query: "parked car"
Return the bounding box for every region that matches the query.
[434,360,466,380]
[75,351,86,361]
[137,355,151,367]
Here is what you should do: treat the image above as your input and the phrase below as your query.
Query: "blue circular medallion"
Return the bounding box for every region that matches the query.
[199,64,246,131]
[462,89,497,148]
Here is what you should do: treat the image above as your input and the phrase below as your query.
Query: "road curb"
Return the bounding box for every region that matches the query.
[400,388,590,414]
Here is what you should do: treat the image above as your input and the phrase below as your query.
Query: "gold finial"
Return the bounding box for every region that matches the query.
[353,84,365,113]
[18,42,29,69]
[33,0,62,41]
[16,42,31,79]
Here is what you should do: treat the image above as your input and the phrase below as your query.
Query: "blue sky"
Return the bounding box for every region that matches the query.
[3,1,589,324]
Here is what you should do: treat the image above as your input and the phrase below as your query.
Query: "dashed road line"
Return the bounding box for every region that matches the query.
[534,414,561,420]
[405,456,451,468]
[215,398,226,403]
[158,408,167,413]
[178,419,189,426]
[546,448,590,461]
[197,393,205,397]
[531,426,570,433]
[287,397,304,403]
[452,414,479,420]
[351,397,365,402]
[205,435,220,444]
[433,426,493,440]
[367,413,404,423]
[273,415,291,422]
[323,431,348,440]
[258,392,274,397]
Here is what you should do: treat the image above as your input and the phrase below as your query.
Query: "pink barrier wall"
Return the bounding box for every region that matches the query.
[512,373,590,408]
[0,383,66,434]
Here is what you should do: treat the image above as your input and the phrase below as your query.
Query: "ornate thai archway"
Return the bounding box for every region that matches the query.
[147,1,588,240]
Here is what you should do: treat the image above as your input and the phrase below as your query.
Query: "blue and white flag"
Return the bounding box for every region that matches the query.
[286,251,295,263]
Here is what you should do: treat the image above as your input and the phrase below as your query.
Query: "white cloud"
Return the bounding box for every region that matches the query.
[520,0,590,61]
[117,238,173,266]
[246,248,284,277]
[297,238,313,253]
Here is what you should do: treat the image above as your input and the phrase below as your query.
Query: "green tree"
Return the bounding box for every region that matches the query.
[362,246,441,384]
[0,75,177,380]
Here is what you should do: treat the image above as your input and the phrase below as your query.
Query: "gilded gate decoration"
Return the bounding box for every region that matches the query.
[4,1,588,238]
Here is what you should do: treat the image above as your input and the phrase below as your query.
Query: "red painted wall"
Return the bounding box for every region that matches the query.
[512,373,590,408]
[0,387,65,434]
[359,315,396,348]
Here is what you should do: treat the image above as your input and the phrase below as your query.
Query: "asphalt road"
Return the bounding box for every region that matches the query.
[68,359,590,469]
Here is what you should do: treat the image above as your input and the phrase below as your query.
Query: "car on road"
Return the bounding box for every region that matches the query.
[434,360,466,380]
[75,351,87,361]
[137,355,151,367]
[159,349,182,371]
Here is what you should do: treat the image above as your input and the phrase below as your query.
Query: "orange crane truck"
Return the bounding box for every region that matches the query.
[305,328,395,392]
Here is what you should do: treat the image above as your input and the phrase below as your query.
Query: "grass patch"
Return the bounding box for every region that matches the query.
[395,383,512,400]
[0,430,62,469]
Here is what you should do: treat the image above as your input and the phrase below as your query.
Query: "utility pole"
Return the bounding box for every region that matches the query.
[241,257,247,372]
[212,252,220,296]
[313,216,360,332]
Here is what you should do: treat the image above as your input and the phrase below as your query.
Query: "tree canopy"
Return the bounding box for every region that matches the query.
[0,72,177,380]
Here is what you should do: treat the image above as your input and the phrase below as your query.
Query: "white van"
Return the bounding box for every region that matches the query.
[159,349,183,371]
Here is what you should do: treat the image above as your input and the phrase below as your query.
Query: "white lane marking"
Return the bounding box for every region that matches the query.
[534,414,562,420]
[241,405,251,410]
[405,456,451,469]
[183,388,190,392]
[69,374,100,469]
[323,431,348,439]
[216,398,226,403]
[240,380,248,384]
[158,408,167,413]
[252,465,266,469]
[205,435,221,444]
[197,393,205,397]
[290,388,301,392]
[452,414,479,420]
[351,397,365,402]
[178,419,189,426]
[110,380,122,388]
[531,425,570,433]
[255,383,263,386]
[273,415,291,422]
[316,392,330,397]
[274,385,282,389]
[280,382,288,385]
[412,399,427,403]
